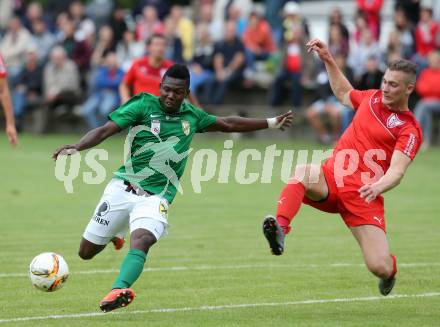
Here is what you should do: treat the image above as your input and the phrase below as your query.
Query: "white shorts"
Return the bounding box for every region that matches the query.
[83,179,169,245]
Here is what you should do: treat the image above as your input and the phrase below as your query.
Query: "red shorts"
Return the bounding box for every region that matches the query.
[302,164,386,231]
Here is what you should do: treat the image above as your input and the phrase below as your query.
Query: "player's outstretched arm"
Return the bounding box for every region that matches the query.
[52,121,121,160]
[0,77,18,147]
[205,111,293,133]
[358,150,412,203]
[306,39,354,108]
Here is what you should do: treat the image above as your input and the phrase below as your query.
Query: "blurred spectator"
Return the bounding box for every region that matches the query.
[0,0,14,33]
[268,1,310,109]
[265,0,288,47]
[169,5,195,62]
[356,55,384,90]
[135,5,164,43]
[91,25,116,67]
[82,52,124,128]
[72,25,95,87]
[199,3,224,42]
[205,20,245,105]
[163,17,184,63]
[227,4,248,38]
[12,48,43,131]
[216,0,252,28]
[349,29,383,82]
[46,0,75,24]
[242,7,276,77]
[31,19,57,64]
[387,8,416,60]
[116,30,145,72]
[329,8,349,43]
[395,0,420,25]
[328,23,349,58]
[353,10,369,44]
[57,17,78,58]
[0,16,32,84]
[23,2,49,33]
[305,65,341,145]
[305,54,354,144]
[85,0,113,30]
[69,1,96,42]
[413,6,439,69]
[109,7,128,44]
[43,46,80,112]
[356,0,383,40]
[189,22,215,102]
[134,0,171,21]
[414,51,440,151]
[119,33,172,103]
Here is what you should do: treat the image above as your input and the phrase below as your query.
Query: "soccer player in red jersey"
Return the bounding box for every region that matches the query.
[262,39,422,296]
[119,33,200,107]
[0,53,18,147]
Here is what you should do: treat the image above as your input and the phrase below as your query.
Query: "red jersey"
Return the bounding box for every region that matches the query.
[0,54,7,78]
[323,89,422,191]
[123,57,173,96]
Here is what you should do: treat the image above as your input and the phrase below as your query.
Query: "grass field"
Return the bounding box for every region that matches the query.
[0,134,439,326]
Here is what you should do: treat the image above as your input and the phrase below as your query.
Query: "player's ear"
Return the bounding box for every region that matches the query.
[406,82,415,95]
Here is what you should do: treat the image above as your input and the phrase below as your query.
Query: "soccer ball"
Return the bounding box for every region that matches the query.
[29,252,69,292]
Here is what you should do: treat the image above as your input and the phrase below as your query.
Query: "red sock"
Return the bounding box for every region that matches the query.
[390,254,397,279]
[276,181,305,234]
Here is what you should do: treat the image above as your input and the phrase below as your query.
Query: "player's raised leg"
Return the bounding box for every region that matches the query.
[263,164,329,255]
[350,225,397,295]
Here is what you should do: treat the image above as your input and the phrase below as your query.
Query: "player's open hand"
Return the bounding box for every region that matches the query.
[6,124,18,148]
[52,145,78,160]
[306,39,332,62]
[275,110,293,131]
[358,183,382,203]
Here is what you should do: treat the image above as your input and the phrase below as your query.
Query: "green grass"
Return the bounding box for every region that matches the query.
[0,134,439,326]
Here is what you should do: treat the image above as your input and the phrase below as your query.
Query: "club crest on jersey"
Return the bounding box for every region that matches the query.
[159,203,168,217]
[151,119,160,135]
[182,120,190,135]
[386,113,404,128]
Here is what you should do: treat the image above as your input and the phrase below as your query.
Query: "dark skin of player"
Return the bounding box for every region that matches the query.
[52,75,293,259]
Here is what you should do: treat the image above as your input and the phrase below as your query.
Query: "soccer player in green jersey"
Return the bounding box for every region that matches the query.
[52,64,293,312]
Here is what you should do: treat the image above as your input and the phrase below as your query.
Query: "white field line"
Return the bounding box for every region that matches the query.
[2,262,440,278]
[0,292,439,323]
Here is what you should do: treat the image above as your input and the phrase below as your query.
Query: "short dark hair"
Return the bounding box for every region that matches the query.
[388,59,417,84]
[147,33,166,46]
[163,64,190,86]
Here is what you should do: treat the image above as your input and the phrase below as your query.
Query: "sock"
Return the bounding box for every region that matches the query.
[112,249,147,289]
[389,254,397,279]
[276,181,305,234]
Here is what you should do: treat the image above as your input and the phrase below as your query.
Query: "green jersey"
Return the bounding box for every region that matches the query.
[109,93,217,203]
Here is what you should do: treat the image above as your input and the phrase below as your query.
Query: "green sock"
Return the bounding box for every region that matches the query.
[112,249,147,289]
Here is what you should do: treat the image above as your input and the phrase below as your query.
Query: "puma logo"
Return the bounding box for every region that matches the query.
[278,197,286,205]
[373,216,383,225]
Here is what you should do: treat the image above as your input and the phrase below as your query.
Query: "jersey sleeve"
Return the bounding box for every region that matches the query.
[349,89,377,110]
[194,107,217,133]
[108,93,146,129]
[0,55,7,78]
[395,125,422,160]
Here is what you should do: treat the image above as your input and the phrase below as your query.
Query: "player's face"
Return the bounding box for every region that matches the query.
[381,69,413,107]
[148,37,167,60]
[160,77,189,112]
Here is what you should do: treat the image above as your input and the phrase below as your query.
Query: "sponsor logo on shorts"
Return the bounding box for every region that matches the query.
[159,203,168,217]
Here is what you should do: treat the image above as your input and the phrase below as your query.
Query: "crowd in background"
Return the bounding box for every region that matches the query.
[0,0,440,149]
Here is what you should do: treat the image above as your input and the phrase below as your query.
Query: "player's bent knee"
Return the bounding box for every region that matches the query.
[130,229,157,252]
[78,248,95,260]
